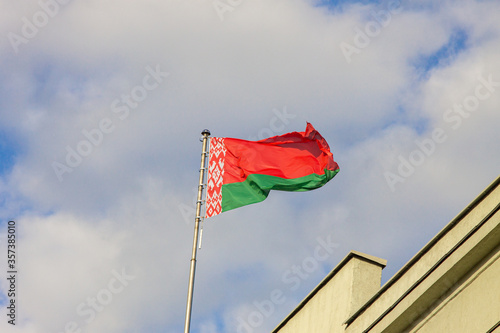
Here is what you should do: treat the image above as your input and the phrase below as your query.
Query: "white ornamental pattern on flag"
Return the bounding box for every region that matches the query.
[205,137,226,218]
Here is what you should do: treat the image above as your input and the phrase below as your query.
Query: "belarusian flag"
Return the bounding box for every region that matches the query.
[205,123,339,218]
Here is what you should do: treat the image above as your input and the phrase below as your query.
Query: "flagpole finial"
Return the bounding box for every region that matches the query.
[202,129,211,136]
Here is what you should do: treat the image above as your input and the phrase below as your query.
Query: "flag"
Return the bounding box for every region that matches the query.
[205,123,339,218]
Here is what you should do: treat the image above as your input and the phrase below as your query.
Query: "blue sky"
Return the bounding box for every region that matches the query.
[413,28,469,77]
[0,134,17,175]
[0,0,499,332]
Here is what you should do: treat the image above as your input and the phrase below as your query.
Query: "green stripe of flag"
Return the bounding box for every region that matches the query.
[221,169,339,213]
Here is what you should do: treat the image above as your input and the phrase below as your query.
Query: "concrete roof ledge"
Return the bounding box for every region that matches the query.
[344,176,500,332]
[273,250,386,333]
[347,250,387,269]
[274,177,500,333]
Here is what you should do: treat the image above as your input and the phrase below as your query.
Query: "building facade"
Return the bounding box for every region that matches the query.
[273,176,500,333]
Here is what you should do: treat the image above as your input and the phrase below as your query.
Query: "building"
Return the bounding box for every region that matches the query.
[273,176,500,333]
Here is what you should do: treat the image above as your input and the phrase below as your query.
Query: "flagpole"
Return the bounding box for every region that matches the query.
[184,129,211,333]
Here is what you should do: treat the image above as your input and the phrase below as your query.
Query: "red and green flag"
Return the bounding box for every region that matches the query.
[205,123,339,218]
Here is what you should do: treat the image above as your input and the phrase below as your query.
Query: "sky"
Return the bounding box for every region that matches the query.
[0,0,499,332]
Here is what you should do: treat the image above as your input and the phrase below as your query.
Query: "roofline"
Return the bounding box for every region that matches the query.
[272,250,386,332]
[345,175,500,326]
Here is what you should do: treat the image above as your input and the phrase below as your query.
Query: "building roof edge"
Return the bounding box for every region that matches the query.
[272,250,386,332]
[345,175,500,326]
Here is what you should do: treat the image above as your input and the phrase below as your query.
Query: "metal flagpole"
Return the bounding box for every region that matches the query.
[184,129,211,333]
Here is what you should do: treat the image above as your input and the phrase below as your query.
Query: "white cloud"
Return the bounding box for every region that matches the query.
[0,0,499,332]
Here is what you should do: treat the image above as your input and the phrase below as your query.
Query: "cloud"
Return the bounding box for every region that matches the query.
[0,0,499,332]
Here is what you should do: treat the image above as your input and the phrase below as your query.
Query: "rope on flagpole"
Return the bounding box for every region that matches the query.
[184,129,210,333]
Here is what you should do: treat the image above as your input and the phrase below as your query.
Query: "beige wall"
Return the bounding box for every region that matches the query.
[273,177,500,333]
[409,246,500,333]
[345,177,500,333]
[273,252,386,333]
